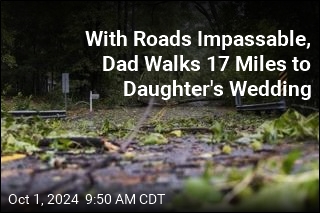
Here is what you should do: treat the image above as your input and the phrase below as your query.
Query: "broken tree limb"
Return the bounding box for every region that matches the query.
[164,127,212,133]
[139,125,212,133]
[38,137,104,147]
[120,97,155,152]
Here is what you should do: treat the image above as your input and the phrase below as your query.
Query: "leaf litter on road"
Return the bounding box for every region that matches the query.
[1,106,319,211]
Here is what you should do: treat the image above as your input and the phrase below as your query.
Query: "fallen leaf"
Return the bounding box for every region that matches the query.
[140,133,168,145]
[104,140,120,152]
[251,140,263,151]
[169,130,182,137]
[1,154,26,163]
[123,151,135,160]
[222,145,232,154]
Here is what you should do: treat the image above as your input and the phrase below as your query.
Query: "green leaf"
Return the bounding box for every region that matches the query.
[184,178,222,204]
[140,133,168,145]
[282,150,301,174]
[211,121,223,143]
[100,119,110,135]
[256,109,319,143]
[239,181,313,212]
[49,138,73,151]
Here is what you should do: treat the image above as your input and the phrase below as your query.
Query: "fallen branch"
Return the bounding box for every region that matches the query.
[121,97,155,151]
[139,125,212,133]
[38,137,104,147]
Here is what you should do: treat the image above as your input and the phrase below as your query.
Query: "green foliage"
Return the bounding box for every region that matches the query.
[238,171,319,212]
[250,140,262,151]
[1,97,8,111]
[258,109,319,143]
[210,121,223,143]
[49,138,74,151]
[100,118,110,135]
[172,172,223,211]
[171,151,319,211]
[1,113,99,154]
[45,90,65,109]
[1,54,17,68]
[1,116,52,154]
[140,133,168,145]
[12,92,32,110]
[3,133,39,154]
[208,120,238,143]
[236,109,319,145]
[152,114,256,143]
[152,117,209,133]
[282,150,301,174]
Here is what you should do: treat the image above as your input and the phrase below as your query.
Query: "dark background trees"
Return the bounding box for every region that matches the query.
[1,1,319,107]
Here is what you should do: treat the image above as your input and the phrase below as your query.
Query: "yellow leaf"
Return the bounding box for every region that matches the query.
[251,140,262,151]
[123,151,136,160]
[222,145,232,154]
[1,154,26,163]
[169,130,182,137]
[104,140,119,152]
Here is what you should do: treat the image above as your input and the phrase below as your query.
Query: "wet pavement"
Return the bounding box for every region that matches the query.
[1,106,319,212]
